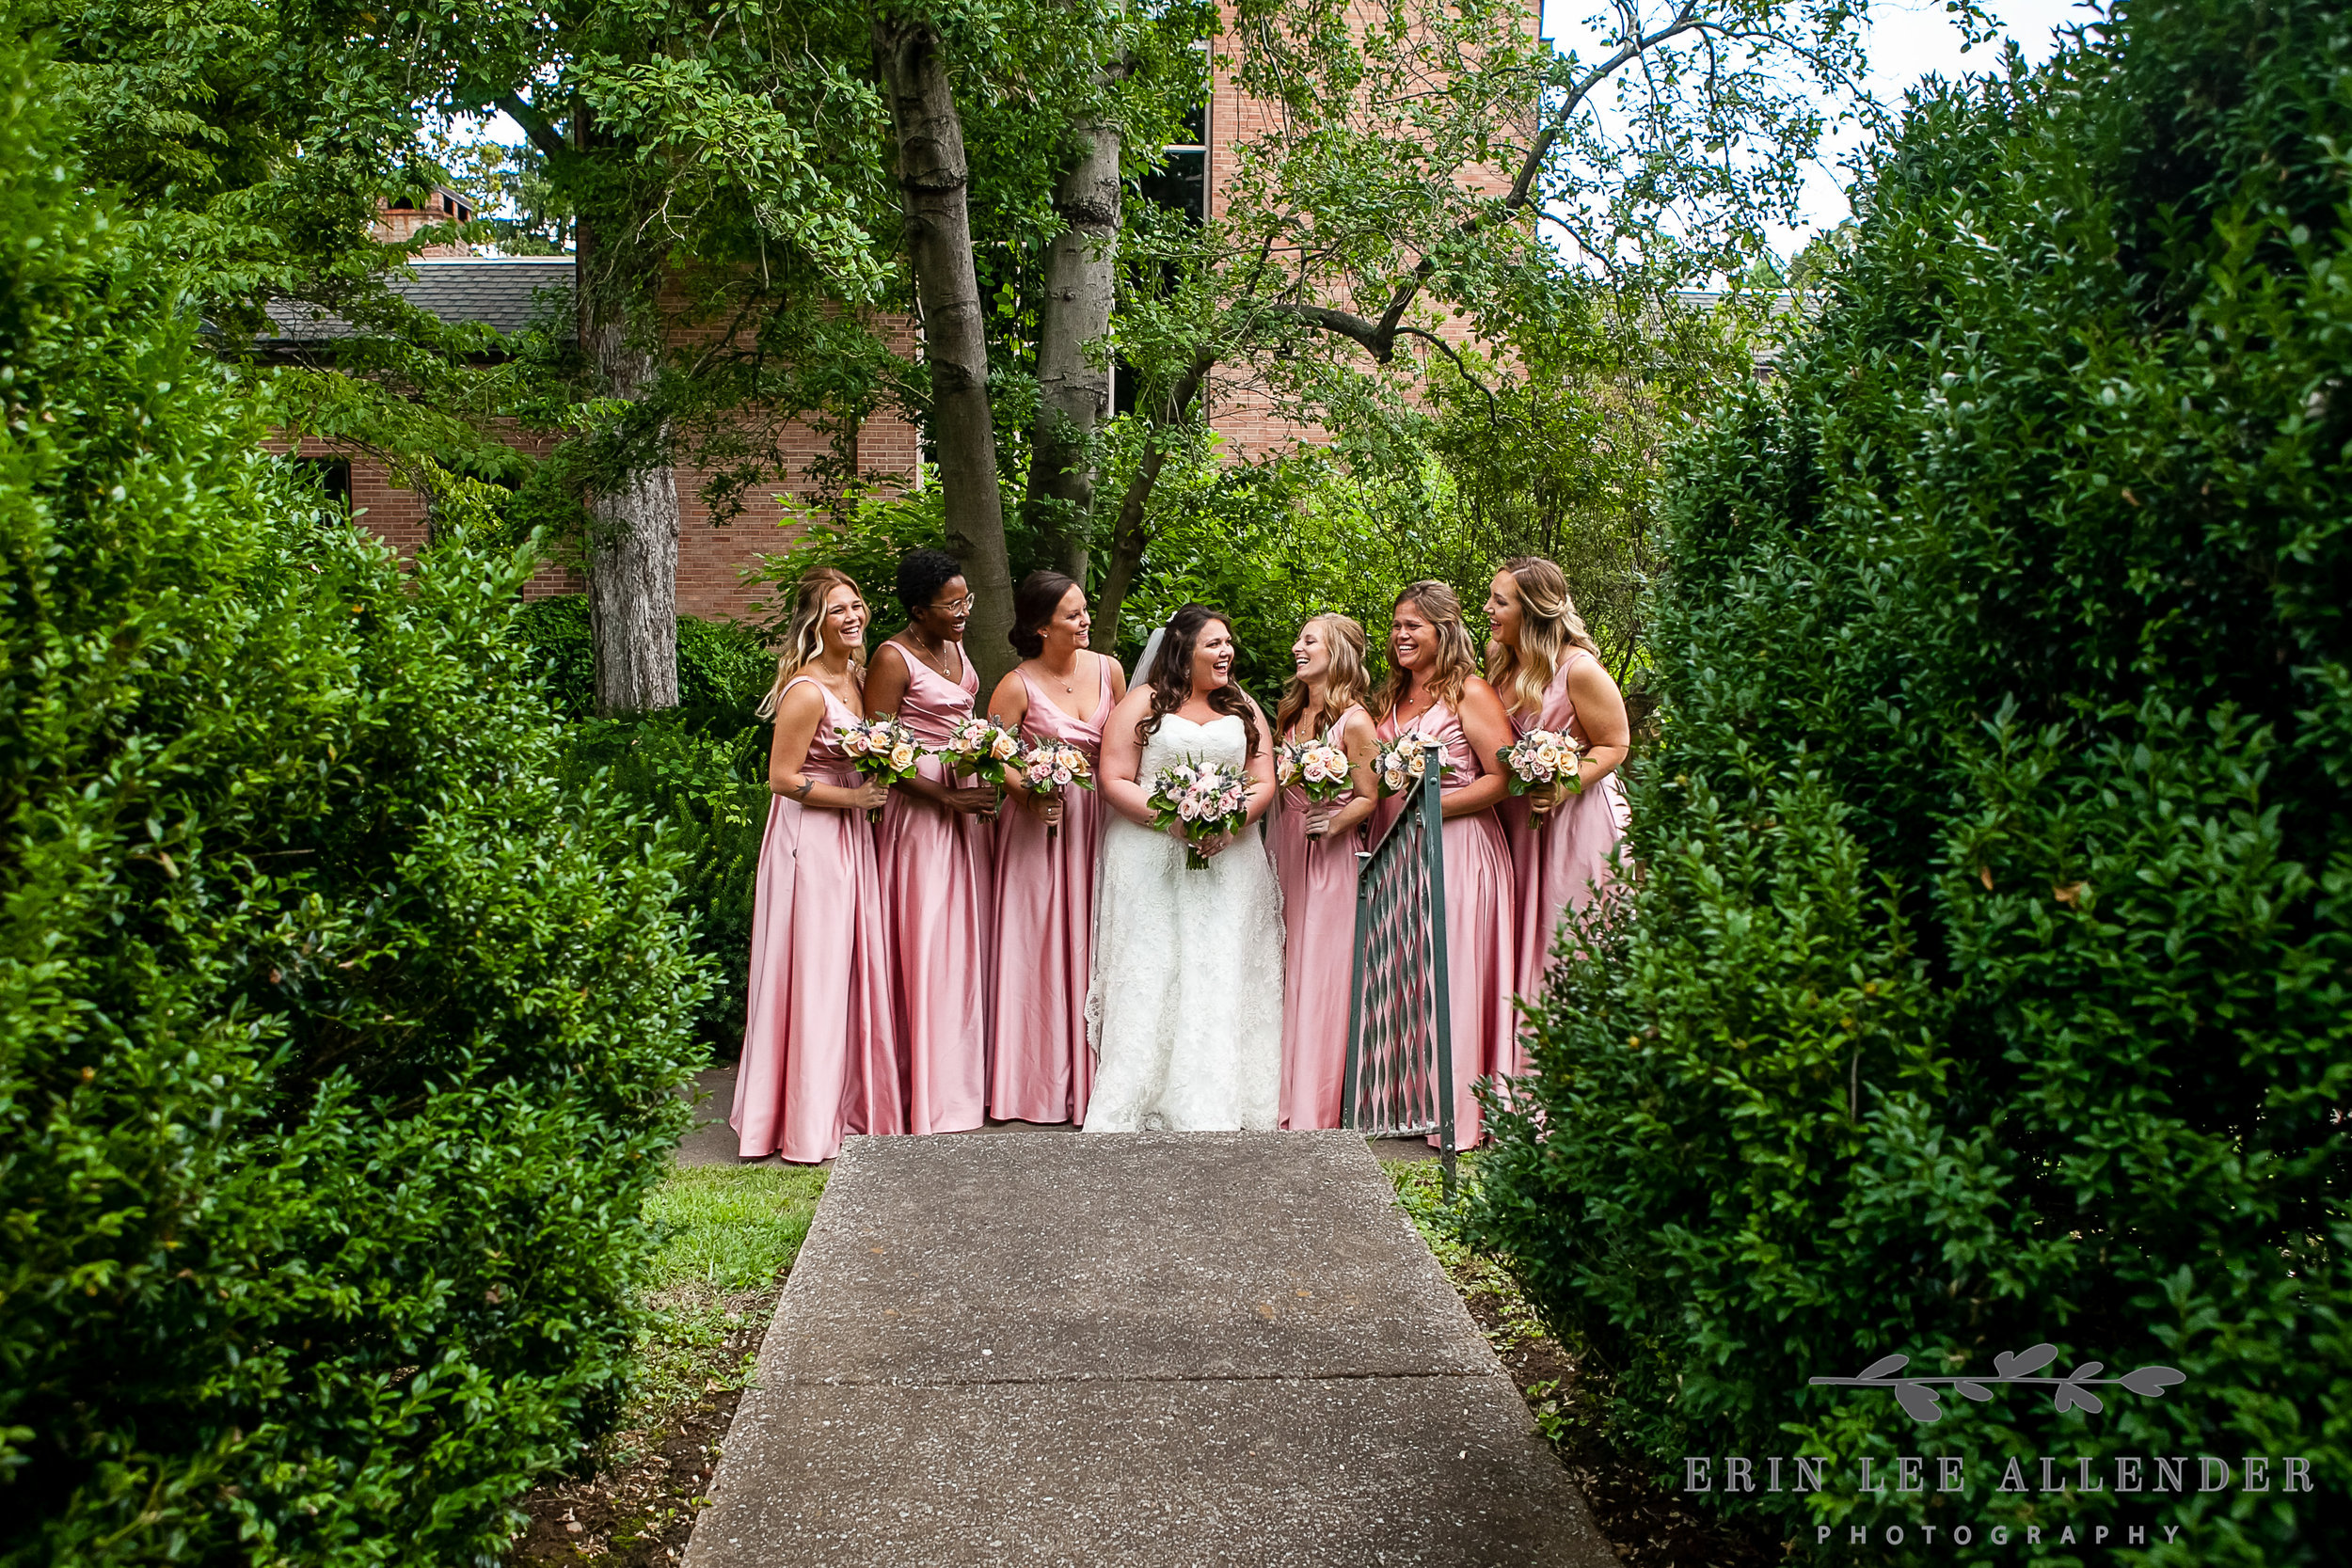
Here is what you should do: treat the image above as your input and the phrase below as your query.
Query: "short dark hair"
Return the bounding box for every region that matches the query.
[1009,570,1081,658]
[895,548,965,616]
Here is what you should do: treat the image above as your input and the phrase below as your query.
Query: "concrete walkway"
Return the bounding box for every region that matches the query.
[684,1130,1613,1567]
[676,1065,1440,1168]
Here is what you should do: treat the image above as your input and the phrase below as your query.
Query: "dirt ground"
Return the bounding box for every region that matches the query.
[508,1286,778,1568]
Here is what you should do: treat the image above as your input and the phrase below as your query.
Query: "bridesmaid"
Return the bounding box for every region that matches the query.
[866,549,999,1137]
[1269,614,1379,1131]
[732,567,903,1164]
[1372,580,1518,1148]
[1486,557,1631,1037]
[986,571,1126,1125]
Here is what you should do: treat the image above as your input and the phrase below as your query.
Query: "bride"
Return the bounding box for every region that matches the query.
[1084,605,1286,1131]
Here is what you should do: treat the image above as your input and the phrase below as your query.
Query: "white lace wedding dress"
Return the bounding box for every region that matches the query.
[1085,713,1286,1131]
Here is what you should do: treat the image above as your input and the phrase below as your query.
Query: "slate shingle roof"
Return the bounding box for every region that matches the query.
[261,257,576,345]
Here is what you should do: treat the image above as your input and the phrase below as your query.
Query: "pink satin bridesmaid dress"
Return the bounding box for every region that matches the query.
[875,646,993,1135]
[1372,700,1517,1148]
[732,676,905,1164]
[1507,648,1632,1013]
[1269,708,1366,1131]
[988,654,1114,1125]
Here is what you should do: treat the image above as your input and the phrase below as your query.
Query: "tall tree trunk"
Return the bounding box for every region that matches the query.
[1023,111,1121,583]
[578,216,680,718]
[876,12,1016,690]
[1093,351,1212,654]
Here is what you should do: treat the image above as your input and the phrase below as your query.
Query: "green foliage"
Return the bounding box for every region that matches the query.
[0,47,706,1566]
[746,483,952,643]
[504,594,772,1052]
[1422,288,1764,686]
[1462,4,2351,1563]
[510,595,774,722]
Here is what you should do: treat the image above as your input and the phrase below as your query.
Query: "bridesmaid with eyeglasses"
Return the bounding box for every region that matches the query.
[866,549,998,1136]
[732,567,903,1164]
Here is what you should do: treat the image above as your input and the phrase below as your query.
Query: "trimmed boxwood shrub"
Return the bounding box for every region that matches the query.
[1463,2,2348,1563]
[0,43,706,1566]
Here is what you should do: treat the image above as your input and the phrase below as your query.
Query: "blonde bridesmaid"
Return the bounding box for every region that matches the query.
[866,549,998,1137]
[986,571,1126,1125]
[1269,615,1379,1131]
[1372,581,1518,1148]
[732,568,903,1164]
[1486,558,1631,1041]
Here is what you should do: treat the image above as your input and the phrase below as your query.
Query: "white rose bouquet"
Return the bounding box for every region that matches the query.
[1498,728,1584,818]
[1148,758,1251,871]
[834,714,924,821]
[1013,737,1094,843]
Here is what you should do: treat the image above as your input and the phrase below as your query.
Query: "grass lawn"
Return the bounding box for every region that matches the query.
[512,1163,827,1567]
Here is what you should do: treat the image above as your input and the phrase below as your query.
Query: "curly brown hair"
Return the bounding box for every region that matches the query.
[1136,603,1261,760]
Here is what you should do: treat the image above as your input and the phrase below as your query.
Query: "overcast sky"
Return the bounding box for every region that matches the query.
[1539,0,2098,253]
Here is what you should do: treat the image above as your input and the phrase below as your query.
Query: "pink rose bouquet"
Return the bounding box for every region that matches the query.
[1148,758,1251,871]
[1014,737,1094,842]
[938,713,1025,789]
[1275,737,1354,804]
[1371,732,1439,799]
[835,714,923,820]
[1498,728,1584,818]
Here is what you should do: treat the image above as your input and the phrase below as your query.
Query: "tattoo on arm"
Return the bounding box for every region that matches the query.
[791,778,816,800]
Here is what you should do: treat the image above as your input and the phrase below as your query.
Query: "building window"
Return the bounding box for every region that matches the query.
[287,456,352,516]
[1117,93,1210,416]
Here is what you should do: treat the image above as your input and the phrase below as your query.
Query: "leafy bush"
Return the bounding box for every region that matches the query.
[1463,3,2350,1563]
[510,594,774,723]
[0,43,706,1566]
[554,717,771,1052]
[504,599,772,1051]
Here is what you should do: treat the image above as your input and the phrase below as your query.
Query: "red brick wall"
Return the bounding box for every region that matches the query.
[269,295,923,625]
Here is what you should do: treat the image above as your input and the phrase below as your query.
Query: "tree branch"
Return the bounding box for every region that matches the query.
[498,92,569,162]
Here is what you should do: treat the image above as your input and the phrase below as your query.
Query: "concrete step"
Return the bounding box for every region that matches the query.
[685,1130,1614,1567]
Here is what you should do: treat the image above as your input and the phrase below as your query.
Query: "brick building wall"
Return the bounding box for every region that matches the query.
[1196,2,1524,460]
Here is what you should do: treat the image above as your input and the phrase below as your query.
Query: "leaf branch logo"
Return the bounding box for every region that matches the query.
[1808,1343,2186,1423]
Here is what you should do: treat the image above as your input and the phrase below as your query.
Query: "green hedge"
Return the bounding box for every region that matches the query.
[507,597,773,1050]
[0,44,707,1566]
[1463,3,2348,1563]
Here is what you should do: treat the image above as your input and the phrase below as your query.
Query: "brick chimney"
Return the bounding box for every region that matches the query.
[374,188,474,258]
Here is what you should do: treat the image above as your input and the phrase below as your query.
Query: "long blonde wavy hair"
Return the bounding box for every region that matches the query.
[757,566,866,720]
[1375,581,1481,717]
[1276,614,1374,738]
[1486,557,1602,720]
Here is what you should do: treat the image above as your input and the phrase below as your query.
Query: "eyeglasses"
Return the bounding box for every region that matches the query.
[936,595,976,615]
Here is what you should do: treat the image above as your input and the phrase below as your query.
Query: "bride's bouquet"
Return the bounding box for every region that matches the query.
[1275,737,1354,804]
[835,714,923,821]
[937,713,1024,789]
[1014,737,1093,843]
[1497,727,1583,818]
[1149,758,1250,871]
[1371,732,1441,799]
